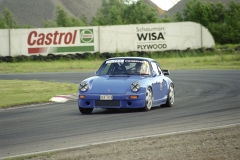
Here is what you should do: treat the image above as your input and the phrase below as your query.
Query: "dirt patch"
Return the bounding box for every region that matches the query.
[21,125,240,160]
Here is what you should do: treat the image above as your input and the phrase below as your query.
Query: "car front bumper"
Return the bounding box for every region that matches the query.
[78,93,146,109]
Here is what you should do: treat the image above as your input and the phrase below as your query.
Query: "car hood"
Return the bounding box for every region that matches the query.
[89,75,142,94]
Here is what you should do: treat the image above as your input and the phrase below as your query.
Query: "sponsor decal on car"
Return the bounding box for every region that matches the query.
[106,59,124,63]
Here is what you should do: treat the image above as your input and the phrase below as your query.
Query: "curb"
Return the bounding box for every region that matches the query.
[50,93,78,103]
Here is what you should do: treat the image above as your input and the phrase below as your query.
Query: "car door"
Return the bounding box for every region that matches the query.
[151,61,167,102]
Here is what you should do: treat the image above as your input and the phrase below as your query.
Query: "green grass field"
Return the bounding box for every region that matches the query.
[1,51,240,73]
[0,80,78,108]
[0,50,239,108]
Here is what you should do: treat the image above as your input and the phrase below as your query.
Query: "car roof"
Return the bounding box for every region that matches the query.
[106,57,155,62]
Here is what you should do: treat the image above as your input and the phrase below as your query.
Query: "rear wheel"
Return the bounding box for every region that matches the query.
[143,87,153,111]
[164,83,174,107]
[79,107,93,114]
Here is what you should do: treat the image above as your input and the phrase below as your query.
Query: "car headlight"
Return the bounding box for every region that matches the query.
[131,82,140,92]
[79,81,89,92]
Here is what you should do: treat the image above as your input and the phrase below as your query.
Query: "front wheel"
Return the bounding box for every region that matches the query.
[164,83,174,107]
[143,87,153,111]
[79,107,93,114]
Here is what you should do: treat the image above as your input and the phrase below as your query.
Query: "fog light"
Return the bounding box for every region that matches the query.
[130,95,138,99]
[79,95,85,99]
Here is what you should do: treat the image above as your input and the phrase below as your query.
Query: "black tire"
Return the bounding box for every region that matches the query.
[79,107,93,114]
[143,87,153,111]
[164,83,174,107]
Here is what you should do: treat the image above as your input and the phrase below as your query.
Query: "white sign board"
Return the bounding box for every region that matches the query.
[99,22,215,53]
[0,22,215,56]
[0,29,10,56]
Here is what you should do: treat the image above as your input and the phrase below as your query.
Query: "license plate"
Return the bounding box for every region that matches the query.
[100,95,113,100]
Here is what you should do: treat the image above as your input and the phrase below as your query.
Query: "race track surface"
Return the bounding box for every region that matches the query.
[0,70,240,159]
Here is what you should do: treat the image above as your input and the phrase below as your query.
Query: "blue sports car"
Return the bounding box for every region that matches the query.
[78,57,174,114]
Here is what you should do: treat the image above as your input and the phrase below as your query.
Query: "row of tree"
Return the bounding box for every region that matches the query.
[174,0,240,44]
[0,0,239,44]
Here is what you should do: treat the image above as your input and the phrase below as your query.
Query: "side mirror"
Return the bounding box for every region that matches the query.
[95,70,98,75]
[162,70,170,75]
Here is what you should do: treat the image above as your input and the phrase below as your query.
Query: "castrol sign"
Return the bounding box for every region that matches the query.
[10,27,98,56]
[27,30,77,46]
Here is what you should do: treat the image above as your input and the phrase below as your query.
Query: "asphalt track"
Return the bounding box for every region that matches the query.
[0,70,240,159]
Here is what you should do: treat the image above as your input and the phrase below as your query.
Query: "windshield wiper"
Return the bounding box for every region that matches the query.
[135,73,150,76]
[112,72,132,75]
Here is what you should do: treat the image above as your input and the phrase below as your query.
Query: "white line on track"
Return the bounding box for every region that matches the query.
[1,123,240,160]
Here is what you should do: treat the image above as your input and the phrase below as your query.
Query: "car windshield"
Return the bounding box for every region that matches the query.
[97,59,151,76]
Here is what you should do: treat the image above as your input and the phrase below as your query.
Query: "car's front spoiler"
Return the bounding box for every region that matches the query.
[78,93,146,109]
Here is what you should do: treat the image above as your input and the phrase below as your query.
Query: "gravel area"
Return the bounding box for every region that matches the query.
[22,124,240,160]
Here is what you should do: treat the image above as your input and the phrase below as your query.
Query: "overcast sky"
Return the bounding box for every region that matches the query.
[131,0,181,11]
[151,0,180,10]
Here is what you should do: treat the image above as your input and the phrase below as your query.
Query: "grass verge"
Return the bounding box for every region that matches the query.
[0,59,103,73]
[0,51,240,73]
[0,80,78,108]
[159,54,240,70]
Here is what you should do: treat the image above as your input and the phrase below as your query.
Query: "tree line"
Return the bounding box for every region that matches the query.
[0,0,239,44]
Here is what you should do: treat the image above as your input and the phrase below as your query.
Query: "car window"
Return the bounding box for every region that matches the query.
[100,64,110,75]
[125,63,135,70]
[98,59,152,76]
[98,60,126,75]
[126,60,150,75]
[157,65,162,75]
[151,62,161,76]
